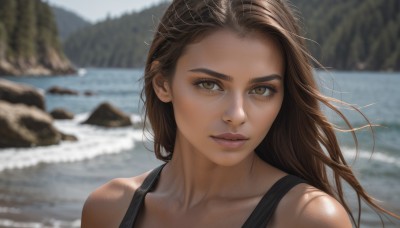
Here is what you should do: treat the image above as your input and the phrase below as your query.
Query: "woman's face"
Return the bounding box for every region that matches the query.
[156,29,285,166]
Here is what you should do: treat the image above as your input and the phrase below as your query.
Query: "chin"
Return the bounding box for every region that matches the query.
[207,152,252,167]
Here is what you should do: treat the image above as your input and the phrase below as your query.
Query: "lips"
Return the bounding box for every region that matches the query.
[212,133,248,140]
[210,133,249,149]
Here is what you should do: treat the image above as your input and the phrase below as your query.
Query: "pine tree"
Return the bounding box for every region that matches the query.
[0,0,17,58]
[13,0,37,67]
[0,22,6,59]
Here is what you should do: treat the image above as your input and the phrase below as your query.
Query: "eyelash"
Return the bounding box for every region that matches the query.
[192,78,277,97]
[193,78,223,91]
[250,85,277,97]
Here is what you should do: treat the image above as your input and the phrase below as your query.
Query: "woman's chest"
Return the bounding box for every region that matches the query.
[135,195,265,228]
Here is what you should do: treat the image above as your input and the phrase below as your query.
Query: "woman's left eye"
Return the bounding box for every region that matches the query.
[250,86,274,96]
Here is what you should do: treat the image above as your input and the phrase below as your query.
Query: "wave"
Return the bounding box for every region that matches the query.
[78,68,87,76]
[0,218,80,228]
[341,146,400,168]
[0,207,20,214]
[0,113,144,172]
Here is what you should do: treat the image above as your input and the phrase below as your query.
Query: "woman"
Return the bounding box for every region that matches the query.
[82,0,398,227]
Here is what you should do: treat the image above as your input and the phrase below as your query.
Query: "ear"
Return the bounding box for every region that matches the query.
[152,73,172,103]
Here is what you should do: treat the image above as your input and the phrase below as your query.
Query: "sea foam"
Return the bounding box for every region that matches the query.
[0,218,80,228]
[342,146,400,168]
[0,113,144,172]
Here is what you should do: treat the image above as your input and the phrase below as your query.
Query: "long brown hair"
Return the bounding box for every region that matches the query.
[141,0,399,226]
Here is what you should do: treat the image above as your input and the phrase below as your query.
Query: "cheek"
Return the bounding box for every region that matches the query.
[171,84,212,129]
[173,96,198,123]
[252,96,283,134]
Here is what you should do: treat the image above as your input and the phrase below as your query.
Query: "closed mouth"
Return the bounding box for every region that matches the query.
[211,133,249,141]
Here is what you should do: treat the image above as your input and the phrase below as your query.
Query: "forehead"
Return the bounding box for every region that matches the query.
[176,29,285,78]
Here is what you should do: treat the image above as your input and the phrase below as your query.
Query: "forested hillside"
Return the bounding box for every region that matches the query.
[51,6,91,41]
[293,0,400,71]
[0,0,75,76]
[63,3,168,68]
[63,0,400,71]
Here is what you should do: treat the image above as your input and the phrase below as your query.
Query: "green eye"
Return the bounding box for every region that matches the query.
[198,81,221,91]
[250,86,274,96]
[254,87,267,95]
[202,82,216,90]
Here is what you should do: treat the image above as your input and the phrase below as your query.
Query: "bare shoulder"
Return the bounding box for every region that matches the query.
[81,171,150,228]
[273,183,353,228]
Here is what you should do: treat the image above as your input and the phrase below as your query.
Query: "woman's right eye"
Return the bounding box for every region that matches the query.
[196,80,222,91]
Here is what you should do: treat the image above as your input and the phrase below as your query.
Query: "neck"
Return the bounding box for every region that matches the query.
[158,136,268,210]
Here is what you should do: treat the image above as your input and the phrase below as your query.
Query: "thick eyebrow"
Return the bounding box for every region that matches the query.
[249,74,282,83]
[189,68,282,83]
[189,68,232,81]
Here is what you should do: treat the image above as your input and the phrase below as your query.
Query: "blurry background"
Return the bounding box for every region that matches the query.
[0,0,399,227]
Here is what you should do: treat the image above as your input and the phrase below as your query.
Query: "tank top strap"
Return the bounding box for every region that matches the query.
[242,174,307,228]
[119,163,166,228]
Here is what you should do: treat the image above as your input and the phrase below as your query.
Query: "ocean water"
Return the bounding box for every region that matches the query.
[0,69,399,227]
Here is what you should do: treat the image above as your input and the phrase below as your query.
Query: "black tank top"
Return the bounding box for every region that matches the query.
[120,164,306,228]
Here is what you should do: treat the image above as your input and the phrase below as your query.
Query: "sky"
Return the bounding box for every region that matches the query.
[46,0,167,22]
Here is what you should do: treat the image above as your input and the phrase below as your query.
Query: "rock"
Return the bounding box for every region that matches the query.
[0,61,18,76]
[60,132,78,142]
[0,55,76,77]
[84,90,95,96]
[0,79,45,110]
[82,102,132,127]
[47,86,78,95]
[50,108,74,120]
[0,101,61,148]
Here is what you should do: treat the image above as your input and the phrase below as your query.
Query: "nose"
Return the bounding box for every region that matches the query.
[222,93,247,126]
